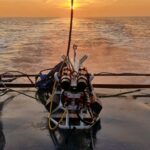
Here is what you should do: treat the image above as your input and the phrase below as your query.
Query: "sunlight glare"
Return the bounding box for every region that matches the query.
[61,0,81,9]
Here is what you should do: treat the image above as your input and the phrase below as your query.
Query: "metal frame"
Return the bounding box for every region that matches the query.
[50,93,95,130]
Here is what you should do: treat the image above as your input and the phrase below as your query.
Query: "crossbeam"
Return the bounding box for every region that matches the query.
[1,73,150,78]
[93,84,150,89]
[0,83,150,89]
[0,84,35,88]
[94,73,150,77]
[0,74,37,78]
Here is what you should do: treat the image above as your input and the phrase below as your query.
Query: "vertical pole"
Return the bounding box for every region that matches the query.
[66,0,74,57]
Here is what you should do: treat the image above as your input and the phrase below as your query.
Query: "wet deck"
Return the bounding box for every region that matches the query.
[0,90,150,150]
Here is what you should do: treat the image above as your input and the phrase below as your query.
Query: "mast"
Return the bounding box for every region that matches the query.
[66,0,74,58]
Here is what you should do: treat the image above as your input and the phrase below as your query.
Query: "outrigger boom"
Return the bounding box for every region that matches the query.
[1,73,150,89]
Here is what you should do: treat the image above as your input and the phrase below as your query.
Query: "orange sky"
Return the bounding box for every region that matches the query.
[0,0,150,17]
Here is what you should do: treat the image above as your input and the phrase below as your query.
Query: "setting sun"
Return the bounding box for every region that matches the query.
[0,0,149,17]
[60,0,81,9]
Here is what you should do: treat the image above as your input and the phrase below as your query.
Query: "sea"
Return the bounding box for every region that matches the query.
[0,17,150,150]
[0,17,150,73]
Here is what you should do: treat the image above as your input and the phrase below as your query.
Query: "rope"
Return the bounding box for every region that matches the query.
[0,80,38,100]
[48,63,67,130]
[48,0,75,131]
[97,89,141,98]
[0,71,34,84]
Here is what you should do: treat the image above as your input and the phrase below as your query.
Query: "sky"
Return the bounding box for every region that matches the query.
[0,0,150,17]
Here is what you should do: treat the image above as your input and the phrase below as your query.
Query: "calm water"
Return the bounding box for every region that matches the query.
[0,17,150,74]
[0,17,150,150]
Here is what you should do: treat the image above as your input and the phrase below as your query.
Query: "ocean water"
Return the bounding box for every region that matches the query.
[0,17,150,74]
[0,17,150,150]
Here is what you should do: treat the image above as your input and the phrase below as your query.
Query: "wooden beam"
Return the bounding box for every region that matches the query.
[0,83,150,89]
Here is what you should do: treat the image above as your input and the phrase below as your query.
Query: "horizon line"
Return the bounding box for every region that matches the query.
[0,15,150,18]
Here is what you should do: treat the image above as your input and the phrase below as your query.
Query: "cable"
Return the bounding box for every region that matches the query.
[76,105,96,125]
[0,81,38,100]
[1,71,34,84]
[97,89,141,98]
[48,60,68,130]
[48,81,67,130]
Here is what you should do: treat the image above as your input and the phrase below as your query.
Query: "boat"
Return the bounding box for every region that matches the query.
[0,0,150,150]
[35,46,102,149]
[33,1,102,148]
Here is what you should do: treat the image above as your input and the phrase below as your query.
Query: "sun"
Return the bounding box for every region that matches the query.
[61,0,81,9]
[72,3,80,9]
